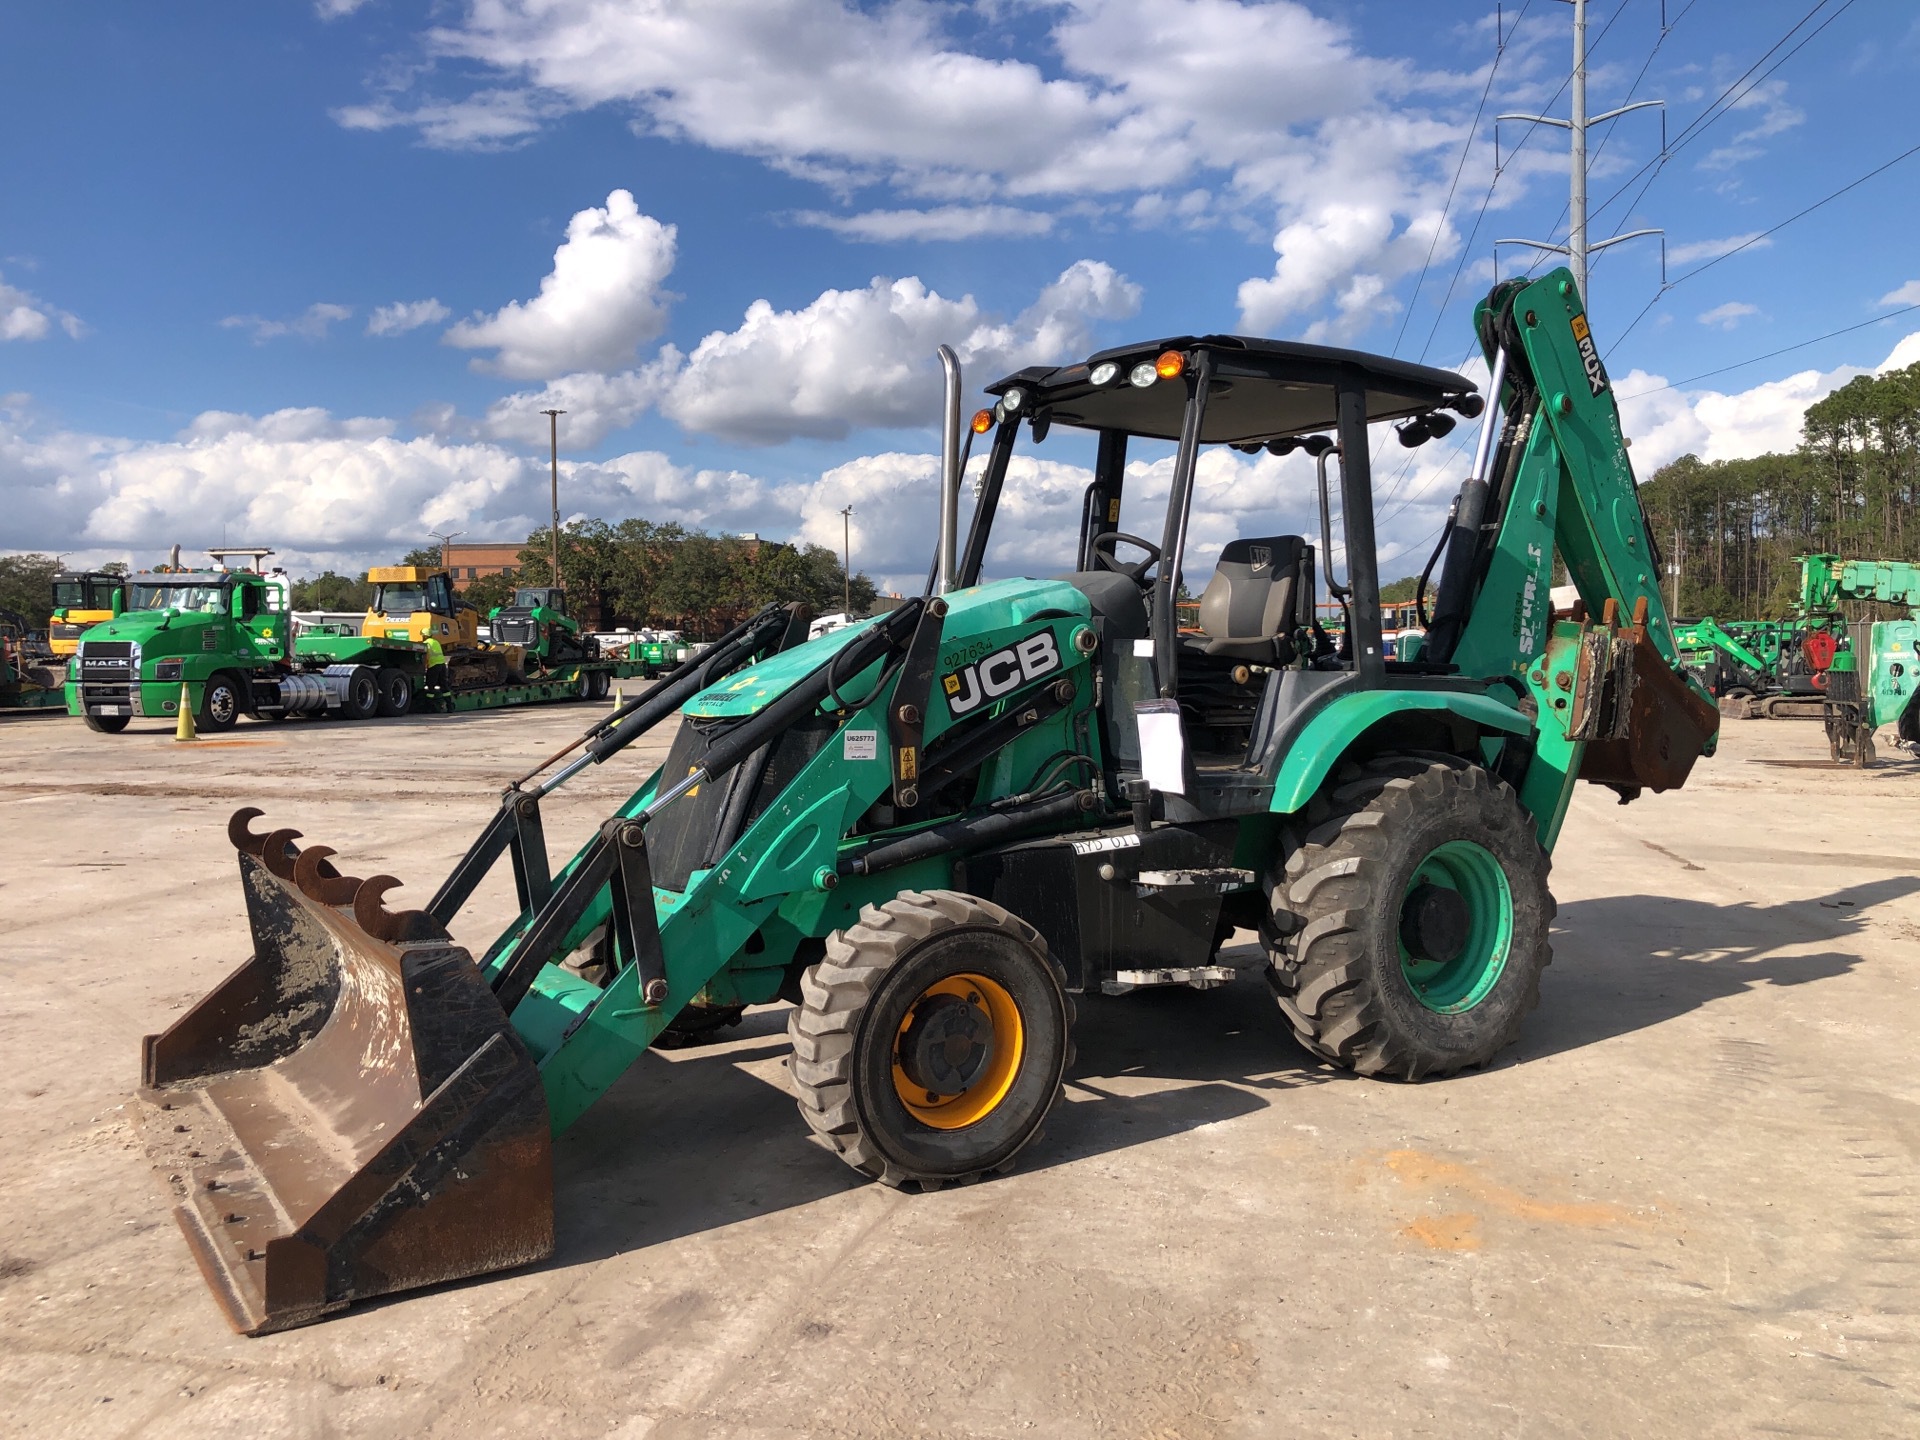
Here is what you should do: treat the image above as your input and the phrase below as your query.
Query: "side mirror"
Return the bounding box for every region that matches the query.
[111,589,125,617]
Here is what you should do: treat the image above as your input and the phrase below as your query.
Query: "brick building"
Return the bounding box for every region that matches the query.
[440,542,524,592]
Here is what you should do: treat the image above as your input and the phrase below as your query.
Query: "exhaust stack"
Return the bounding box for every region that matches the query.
[935,344,962,594]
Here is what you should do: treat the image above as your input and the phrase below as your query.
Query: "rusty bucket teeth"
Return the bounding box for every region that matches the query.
[293,845,363,907]
[227,808,271,859]
[260,828,305,880]
[354,875,449,945]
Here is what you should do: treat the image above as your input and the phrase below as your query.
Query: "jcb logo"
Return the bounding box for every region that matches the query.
[942,631,1062,716]
[1570,314,1609,397]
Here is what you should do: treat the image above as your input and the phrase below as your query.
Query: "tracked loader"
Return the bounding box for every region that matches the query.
[136,270,1719,1334]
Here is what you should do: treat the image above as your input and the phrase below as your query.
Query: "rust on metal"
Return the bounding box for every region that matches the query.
[134,846,552,1335]
[227,807,270,858]
[261,828,304,880]
[1574,610,1720,794]
[353,874,449,944]
[292,844,362,906]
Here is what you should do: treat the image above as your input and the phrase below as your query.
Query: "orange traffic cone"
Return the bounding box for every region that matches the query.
[175,682,197,742]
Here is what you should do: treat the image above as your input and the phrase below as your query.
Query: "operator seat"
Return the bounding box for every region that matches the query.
[1189,535,1315,665]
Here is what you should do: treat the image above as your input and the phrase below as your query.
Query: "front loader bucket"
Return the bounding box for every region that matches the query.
[134,810,552,1335]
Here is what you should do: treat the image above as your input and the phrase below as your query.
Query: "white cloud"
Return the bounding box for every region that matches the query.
[1696,301,1759,331]
[338,1,1492,343]
[1668,232,1771,266]
[1615,330,1920,476]
[220,302,352,343]
[1698,79,1803,172]
[0,272,85,342]
[658,260,1141,445]
[481,364,677,449]
[792,206,1055,242]
[1879,280,1920,307]
[315,0,373,17]
[445,189,677,379]
[366,298,451,336]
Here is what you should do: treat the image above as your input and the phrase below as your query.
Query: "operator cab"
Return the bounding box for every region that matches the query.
[965,335,1481,820]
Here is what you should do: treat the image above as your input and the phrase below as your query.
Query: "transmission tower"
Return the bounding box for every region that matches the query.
[1496,0,1665,309]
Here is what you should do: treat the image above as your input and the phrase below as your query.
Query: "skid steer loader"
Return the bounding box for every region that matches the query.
[135,270,1718,1334]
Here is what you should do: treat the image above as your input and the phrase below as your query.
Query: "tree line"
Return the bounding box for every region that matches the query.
[3,521,875,639]
[1636,361,1920,619]
[449,519,877,636]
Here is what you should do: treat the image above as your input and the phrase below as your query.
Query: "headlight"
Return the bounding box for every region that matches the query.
[1129,362,1158,388]
[156,659,183,682]
[1001,387,1025,413]
[1089,362,1119,386]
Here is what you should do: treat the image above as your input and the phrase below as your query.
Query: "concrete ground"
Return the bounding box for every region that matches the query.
[1,701,1917,1439]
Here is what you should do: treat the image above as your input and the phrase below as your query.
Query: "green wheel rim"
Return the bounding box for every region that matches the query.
[1398,840,1513,1013]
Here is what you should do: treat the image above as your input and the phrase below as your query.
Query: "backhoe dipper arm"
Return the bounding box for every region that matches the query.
[1435,269,1719,846]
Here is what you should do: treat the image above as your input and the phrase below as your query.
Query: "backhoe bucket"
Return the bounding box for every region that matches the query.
[135,810,552,1335]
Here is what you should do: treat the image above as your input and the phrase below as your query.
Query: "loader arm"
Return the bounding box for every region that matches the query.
[1683,618,1772,676]
[1425,269,1718,848]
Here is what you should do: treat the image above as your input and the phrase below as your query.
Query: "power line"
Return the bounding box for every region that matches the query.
[1618,302,1920,400]
[1587,0,1859,233]
[1525,0,1701,273]
[1415,0,1639,360]
[1393,0,1533,352]
[1610,139,1920,347]
[1415,8,1588,362]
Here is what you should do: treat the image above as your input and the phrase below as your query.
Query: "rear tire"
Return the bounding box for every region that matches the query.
[83,713,130,734]
[789,890,1074,1190]
[199,673,242,733]
[375,667,414,718]
[1264,756,1553,1080]
[338,667,379,721]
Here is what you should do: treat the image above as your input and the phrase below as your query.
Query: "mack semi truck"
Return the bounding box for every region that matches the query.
[66,554,645,733]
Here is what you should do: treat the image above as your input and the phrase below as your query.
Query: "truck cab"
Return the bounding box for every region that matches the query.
[67,567,290,732]
[364,567,477,650]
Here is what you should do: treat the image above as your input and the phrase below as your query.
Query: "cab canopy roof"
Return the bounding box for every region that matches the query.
[985,335,1476,446]
[367,566,447,584]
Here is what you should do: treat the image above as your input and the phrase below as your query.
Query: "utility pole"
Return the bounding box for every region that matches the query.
[430,530,465,571]
[542,409,565,592]
[1496,0,1664,310]
[840,505,855,619]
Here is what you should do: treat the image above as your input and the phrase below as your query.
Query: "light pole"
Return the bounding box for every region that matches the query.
[542,409,565,592]
[840,505,855,619]
[429,530,465,571]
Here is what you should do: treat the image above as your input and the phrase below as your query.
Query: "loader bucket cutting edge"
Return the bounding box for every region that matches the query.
[134,812,553,1335]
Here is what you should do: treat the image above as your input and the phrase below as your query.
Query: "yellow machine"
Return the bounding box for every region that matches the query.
[49,571,122,657]
[363,566,522,686]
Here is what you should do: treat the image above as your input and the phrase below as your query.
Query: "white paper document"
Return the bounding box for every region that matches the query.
[1133,699,1187,796]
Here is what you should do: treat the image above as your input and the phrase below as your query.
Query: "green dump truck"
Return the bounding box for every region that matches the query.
[67,555,645,733]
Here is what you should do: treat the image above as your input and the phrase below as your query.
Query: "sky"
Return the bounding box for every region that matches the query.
[4,0,1919,594]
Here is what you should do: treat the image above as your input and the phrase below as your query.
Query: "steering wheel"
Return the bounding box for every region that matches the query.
[1091,531,1162,586]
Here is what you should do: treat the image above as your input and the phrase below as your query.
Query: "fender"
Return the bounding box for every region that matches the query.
[1268,689,1531,815]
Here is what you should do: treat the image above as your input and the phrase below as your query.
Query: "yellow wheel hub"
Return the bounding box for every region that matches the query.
[891,973,1024,1129]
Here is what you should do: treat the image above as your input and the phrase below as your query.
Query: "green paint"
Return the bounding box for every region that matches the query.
[1268,690,1531,815]
[1398,840,1513,1013]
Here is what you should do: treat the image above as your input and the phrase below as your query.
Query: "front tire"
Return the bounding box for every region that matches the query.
[199,674,242,732]
[83,713,130,734]
[1265,756,1553,1080]
[789,891,1073,1190]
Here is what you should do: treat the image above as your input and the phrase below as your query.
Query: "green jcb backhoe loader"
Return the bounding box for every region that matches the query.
[133,268,1718,1335]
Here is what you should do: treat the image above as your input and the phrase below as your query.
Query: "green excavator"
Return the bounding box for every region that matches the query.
[1804,555,1920,766]
[134,270,1718,1334]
